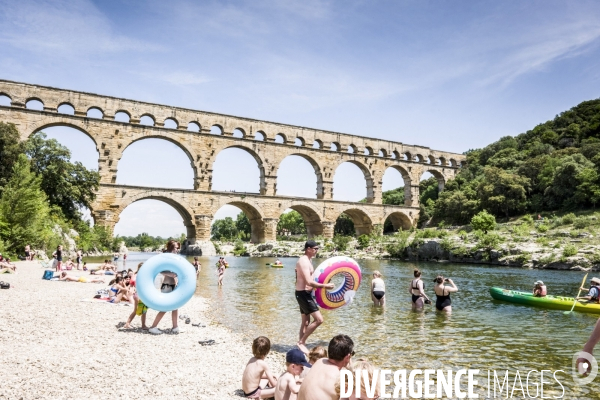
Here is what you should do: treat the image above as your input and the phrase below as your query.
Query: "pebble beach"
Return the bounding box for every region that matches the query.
[0,261,285,399]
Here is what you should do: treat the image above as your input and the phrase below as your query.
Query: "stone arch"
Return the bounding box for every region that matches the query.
[294,137,305,146]
[212,145,266,194]
[347,144,357,154]
[282,203,323,238]
[336,208,373,236]
[57,102,75,115]
[211,124,224,135]
[403,151,412,161]
[391,150,400,159]
[330,142,341,151]
[164,117,178,129]
[449,158,457,167]
[232,128,246,138]
[384,211,413,232]
[26,97,44,110]
[384,165,414,206]
[187,121,201,132]
[364,146,373,156]
[214,201,269,243]
[379,149,388,157]
[0,92,12,102]
[275,133,287,143]
[114,110,131,123]
[276,153,324,199]
[139,114,155,126]
[312,139,322,149]
[333,160,375,203]
[255,131,266,141]
[427,155,436,164]
[87,106,104,119]
[421,169,445,192]
[439,156,447,166]
[414,154,425,163]
[30,121,99,148]
[109,195,196,241]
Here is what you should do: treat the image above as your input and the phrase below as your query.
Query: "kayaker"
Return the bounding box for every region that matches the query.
[410,269,431,311]
[577,277,600,303]
[533,280,547,297]
[433,275,458,312]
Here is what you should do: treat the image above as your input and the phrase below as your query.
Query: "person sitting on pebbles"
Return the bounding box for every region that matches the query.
[242,336,277,398]
[58,271,104,283]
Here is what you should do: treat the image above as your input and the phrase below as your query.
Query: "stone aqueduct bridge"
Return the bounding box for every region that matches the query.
[0,80,465,245]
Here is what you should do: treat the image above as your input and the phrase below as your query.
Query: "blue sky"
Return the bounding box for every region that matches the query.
[1,0,600,237]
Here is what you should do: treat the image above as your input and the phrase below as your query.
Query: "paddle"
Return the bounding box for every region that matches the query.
[564,273,589,315]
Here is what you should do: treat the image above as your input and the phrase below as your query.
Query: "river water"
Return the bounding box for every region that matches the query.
[91,252,599,397]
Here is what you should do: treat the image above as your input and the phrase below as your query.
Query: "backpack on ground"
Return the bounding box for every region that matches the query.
[0,281,10,289]
[42,270,54,280]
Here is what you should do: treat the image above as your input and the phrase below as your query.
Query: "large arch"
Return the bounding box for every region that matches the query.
[382,165,414,206]
[276,154,323,199]
[30,121,99,148]
[421,169,445,192]
[384,211,413,233]
[117,137,196,189]
[333,160,374,203]
[211,145,266,194]
[336,208,373,236]
[282,203,323,238]
[212,200,269,243]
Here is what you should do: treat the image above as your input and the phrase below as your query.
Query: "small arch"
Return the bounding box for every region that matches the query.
[337,208,373,236]
[384,211,413,233]
[0,93,12,106]
[114,111,130,123]
[255,131,266,141]
[391,150,399,159]
[427,155,436,164]
[439,157,447,166]
[294,137,305,147]
[164,118,178,129]
[87,107,104,119]
[275,133,286,144]
[211,125,223,135]
[449,158,457,167]
[26,98,44,110]
[140,115,155,126]
[187,122,201,132]
[347,144,357,154]
[414,154,425,163]
[57,103,75,115]
[330,142,340,151]
[232,128,245,138]
[403,152,412,161]
[364,146,373,156]
[460,160,467,168]
[379,149,388,157]
[312,139,322,149]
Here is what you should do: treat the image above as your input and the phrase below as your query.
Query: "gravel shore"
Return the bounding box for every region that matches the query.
[0,261,285,399]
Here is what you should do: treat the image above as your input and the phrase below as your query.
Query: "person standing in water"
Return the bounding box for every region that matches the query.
[433,275,458,313]
[371,271,386,306]
[295,240,334,354]
[409,268,431,311]
[148,240,181,334]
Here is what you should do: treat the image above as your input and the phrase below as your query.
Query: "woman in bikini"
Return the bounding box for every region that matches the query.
[409,268,431,311]
[433,275,458,313]
[371,271,386,306]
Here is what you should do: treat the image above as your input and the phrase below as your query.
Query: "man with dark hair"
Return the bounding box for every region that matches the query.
[295,240,334,354]
[298,335,354,400]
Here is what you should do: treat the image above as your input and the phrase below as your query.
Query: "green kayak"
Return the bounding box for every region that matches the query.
[267,263,284,268]
[489,287,600,314]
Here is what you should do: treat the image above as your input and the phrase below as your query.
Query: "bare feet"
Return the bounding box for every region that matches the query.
[297,342,309,354]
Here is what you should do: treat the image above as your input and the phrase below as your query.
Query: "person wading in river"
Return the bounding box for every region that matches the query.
[295,240,334,354]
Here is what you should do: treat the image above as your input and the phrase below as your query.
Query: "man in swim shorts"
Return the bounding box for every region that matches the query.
[295,240,334,354]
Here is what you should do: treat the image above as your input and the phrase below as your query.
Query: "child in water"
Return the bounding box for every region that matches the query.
[241,336,277,398]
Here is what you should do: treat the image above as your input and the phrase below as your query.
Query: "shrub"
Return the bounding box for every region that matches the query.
[515,252,531,264]
[471,210,496,233]
[212,241,221,254]
[332,235,352,251]
[539,253,555,264]
[233,239,247,256]
[562,213,576,225]
[574,218,589,229]
[521,215,534,224]
[536,224,549,233]
[386,232,410,258]
[458,230,468,241]
[440,237,453,252]
[475,231,502,250]
[453,245,471,258]
[562,245,578,257]
[536,237,550,246]
[357,234,370,249]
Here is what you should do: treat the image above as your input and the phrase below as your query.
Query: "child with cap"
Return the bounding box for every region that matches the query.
[241,336,277,398]
[533,280,547,297]
[578,277,600,303]
[275,349,310,400]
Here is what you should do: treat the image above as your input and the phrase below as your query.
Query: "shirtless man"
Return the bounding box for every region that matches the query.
[297,334,354,400]
[295,240,334,354]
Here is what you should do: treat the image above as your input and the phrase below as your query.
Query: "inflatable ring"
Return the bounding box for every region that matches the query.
[312,256,362,310]
[136,253,196,312]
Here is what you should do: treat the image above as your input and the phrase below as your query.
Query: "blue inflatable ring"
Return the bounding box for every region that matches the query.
[136,253,196,312]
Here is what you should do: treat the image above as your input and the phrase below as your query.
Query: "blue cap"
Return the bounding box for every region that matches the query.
[286,349,311,368]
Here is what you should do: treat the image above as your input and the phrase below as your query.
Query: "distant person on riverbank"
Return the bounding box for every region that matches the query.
[577,277,600,303]
[274,349,310,400]
[410,268,431,310]
[25,244,31,261]
[241,336,277,399]
[76,250,82,270]
[113,252,119,262]
[58,271,104,283]
[295,240,334,354]
[533,280,547,297]
[298,334,354,400]
[148,240,181,335]
[53,245,63,272]
[193,256,201,276]
[433,275,458,312]
[371,271,386,306]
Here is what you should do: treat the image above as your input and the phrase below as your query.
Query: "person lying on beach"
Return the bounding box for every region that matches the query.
[274,349,309,400]
[242,336,277,399]
[58,272,104,283]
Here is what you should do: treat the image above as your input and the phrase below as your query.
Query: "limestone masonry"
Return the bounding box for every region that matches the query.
[0,79,465,251]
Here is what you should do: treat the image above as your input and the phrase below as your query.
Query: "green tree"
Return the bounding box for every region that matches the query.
[334,213,355,236]
[471,210,496,233]
[477,167,529,219]
[382,187,405,205]
[277,210,305,235]
[236,212,252,239]
[0,154,53,253]
[25,132,100,221]
[575,167,600,208]
[0,122,25,189]
[211,217,238,240]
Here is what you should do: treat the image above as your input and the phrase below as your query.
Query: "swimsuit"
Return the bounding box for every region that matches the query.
[372,279,385,300]
[78,277,87,283]
[243,387,261,398]
[435,287,452,311]
[56,250,62,262]
[373,291,385,300]
[161,283,175,293]
[193,262,199,272]
[295,290,319,315]
[411,279,424,303]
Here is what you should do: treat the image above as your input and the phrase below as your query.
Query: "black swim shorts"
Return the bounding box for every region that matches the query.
[295,290,319,315]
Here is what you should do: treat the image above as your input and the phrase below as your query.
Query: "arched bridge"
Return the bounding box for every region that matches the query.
[0,79,466,245]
